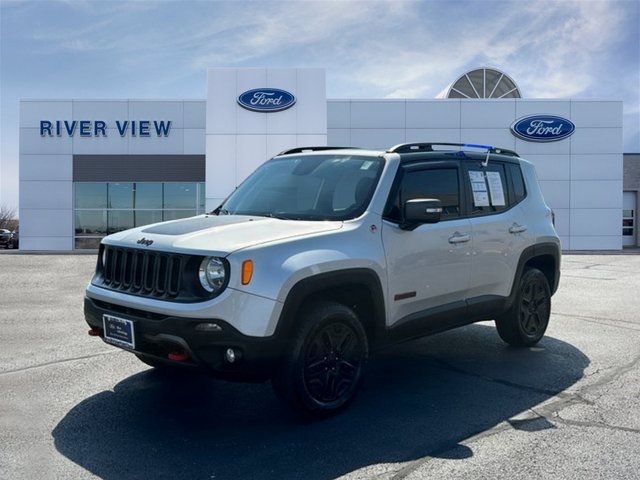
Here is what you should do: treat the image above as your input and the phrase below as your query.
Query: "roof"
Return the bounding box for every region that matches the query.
[396,150,522,165]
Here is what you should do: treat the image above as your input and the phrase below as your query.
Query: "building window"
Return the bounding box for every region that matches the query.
[623,209,634,236]
[75,182,107,208]
[108,182,134,209]
[73,182,206,249]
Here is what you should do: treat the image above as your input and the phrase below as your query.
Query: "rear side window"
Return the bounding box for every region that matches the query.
[386,168,461,222]
[507,163,526,204]
[466,163,509,216]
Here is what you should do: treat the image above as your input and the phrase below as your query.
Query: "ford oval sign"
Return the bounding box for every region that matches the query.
[237,88,296,112]
[511,115,575,142]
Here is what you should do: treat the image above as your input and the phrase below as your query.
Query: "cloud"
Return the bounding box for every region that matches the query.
[1,0,639,208]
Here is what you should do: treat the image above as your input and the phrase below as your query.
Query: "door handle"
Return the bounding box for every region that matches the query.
[509,223,528,234]
[448,233,471,244]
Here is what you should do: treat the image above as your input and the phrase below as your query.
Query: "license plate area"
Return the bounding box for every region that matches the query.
[103,314,135,349]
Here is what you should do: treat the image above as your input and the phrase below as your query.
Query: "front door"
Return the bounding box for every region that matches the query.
[382,162,472,326]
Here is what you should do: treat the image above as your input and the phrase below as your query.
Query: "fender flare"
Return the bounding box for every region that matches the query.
[507,242,561,308]
[274,268,386,342]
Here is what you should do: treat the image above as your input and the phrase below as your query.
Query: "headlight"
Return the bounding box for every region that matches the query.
[198,257,226,293]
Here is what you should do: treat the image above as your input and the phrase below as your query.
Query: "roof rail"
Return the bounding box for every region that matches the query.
[277,146,360,156]
[387,142,519,158]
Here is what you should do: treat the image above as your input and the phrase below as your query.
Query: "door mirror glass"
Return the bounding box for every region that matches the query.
[401,198,442,230]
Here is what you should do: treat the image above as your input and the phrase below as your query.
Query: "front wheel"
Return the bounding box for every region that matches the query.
[272,301,369,416]
[496,267,551,347]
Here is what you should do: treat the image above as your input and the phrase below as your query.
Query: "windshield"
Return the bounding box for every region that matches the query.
[217,154,383,221]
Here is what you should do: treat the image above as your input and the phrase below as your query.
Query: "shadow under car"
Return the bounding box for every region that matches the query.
[52,323,589,480]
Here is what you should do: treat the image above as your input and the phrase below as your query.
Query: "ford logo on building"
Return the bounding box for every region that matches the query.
[511,115,575,142]
[237,88,296,112]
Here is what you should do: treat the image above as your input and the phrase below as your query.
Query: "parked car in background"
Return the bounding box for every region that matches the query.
[9,228,19,249]
[0,229,12,248]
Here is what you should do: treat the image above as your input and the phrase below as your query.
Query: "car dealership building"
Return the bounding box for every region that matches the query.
[18,67,636,251]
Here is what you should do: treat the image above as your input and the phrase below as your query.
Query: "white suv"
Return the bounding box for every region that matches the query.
[85,143,561,414]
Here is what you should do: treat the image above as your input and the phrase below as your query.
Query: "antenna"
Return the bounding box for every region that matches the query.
[482,149,491,167]
[458,143,492,167]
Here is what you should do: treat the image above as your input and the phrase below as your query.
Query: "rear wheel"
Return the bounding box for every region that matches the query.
[496,267,551,347]
[272,301,368,415]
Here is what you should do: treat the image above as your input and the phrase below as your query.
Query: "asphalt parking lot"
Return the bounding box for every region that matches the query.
[1,253,639,479]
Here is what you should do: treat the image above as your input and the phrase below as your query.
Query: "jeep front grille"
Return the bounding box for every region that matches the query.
[97,245,186,300]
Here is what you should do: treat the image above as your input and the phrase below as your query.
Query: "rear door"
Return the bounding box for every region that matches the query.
[462,159,532,299]
[382,161,472,326]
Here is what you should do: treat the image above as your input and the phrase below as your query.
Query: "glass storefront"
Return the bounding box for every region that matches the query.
[74,182,206,249]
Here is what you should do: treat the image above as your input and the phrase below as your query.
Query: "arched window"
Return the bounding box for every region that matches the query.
[446,68,521,99]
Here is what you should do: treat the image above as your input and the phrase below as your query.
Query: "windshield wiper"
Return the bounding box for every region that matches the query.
[254,212,302,220]
[210,207,230,216]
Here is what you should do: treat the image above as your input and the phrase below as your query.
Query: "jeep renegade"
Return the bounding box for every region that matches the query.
[84,143,561,414]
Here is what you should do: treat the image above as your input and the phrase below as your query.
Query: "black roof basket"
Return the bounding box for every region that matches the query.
[387,142,519,158]
[277,146,361,156]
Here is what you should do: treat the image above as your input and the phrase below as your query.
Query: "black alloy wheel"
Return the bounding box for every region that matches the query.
[302,321,364,405]
[272,301,369,415]
[496,267,551,347]
[519,275,550,338]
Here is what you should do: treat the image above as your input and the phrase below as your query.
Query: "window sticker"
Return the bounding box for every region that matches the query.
[486,171,506,206]
[469,171,484,183]
[360,160,374,170]
[468,171,490,207]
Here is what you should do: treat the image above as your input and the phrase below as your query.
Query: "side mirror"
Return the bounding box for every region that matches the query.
[401,198,442,230]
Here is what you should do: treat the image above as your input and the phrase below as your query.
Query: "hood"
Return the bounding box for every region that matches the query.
[103,215,343,256]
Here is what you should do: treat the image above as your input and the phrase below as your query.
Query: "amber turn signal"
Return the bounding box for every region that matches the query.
[241,260,253,285]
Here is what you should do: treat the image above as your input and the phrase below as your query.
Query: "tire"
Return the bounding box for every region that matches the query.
[496,267,551,347]
[272,301,369,416]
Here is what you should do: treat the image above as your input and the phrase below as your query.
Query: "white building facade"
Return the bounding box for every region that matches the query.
[19,67,625,251]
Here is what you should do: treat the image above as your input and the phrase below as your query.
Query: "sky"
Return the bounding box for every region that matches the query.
[1,0,639,212]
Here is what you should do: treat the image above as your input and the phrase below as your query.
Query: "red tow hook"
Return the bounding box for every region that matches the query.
[88,328,102,337]
[168,350,189,362]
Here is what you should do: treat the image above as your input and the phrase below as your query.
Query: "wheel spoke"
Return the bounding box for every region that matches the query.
[530,312,541,330]
[323,330,334,351]
[338,332,356,356]
[305,359,327,378]
[338,359,358,377]
[323,373,338,401]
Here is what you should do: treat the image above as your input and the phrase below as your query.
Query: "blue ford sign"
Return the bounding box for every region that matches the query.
[237,88,296,112]
[511,115,575,142]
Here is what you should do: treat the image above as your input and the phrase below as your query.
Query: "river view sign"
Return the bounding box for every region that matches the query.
[40,120,172,137]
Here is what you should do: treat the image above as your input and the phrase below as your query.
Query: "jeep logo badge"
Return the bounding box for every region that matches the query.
[510,115,575,142]
[237,88,296,112]
[136,238,153,246]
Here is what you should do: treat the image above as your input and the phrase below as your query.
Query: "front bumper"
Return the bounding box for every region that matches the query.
[84,296,286,381]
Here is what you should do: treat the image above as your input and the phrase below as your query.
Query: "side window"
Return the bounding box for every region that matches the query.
[466,164,509,216]
[385,168,461,222]
[507,163,526,204]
